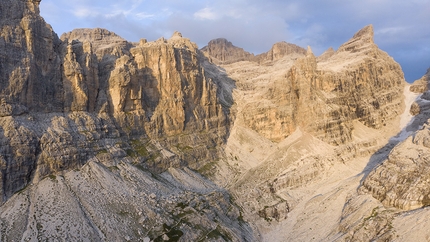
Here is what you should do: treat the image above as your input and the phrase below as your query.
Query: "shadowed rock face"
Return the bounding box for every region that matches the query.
[0,0,63,113]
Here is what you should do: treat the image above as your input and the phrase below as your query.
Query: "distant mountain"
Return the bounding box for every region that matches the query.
[254,41,306,63]
[201,39,306,64]
[200,38,254,64]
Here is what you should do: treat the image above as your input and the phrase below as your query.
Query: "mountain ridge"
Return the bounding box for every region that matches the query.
[2,0,430,241]
[201,38,306,65]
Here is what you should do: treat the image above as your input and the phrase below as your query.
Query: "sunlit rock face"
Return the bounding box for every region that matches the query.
[0,1,251,240]
[3,1,425,241]
[361,67,430,211]
[206,25,404,144]
[0,0,232,204]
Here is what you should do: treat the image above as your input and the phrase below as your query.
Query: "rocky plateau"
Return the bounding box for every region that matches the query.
[1,0,430,241]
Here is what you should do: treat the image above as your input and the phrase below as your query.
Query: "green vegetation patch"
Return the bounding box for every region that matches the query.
[204,226,232,241]
[97,149,108,155]
[126,139,152,158]
[175,144,193,152]
[197,162,216,175]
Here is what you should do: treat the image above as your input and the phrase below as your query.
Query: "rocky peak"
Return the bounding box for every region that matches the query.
[207,38,232,48]
[201,38,254,64]
[410,67,430,93]
[170,31,183,38]
[338,24,375,52]
[201,38,307,65]
[60,28,132,61]
[61,28,124,42]
[317,47,335,62]
[61,28,128,48]
[255,41,306,63]
[166,31,198,49]
[353,24,374,42]
[306,45,314,56]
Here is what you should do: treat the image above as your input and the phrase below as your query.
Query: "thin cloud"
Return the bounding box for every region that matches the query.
[135,12,155,20]
[72,7,97,18]
[194,8,219,20]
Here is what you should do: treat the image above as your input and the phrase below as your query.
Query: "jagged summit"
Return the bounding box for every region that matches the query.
[165,31,198,49]
[254,41,306,63]
[306,45,313,56]
[201,38,254,64]
[60,28,132,59]
[317,24,391,73]
[317,47,335,62]
[170,30,183,38]
[338,24,375,52]
[410,67,430,93]
[60,28,126,43]
[353,24,374,41]
[201,39,306,64]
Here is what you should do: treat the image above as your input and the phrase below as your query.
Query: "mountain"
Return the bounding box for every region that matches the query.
[361,67,430,211]
[0,1,251,240]
[200,38,254,64]
[253,41,306,64]
[316,47,335,62]
[201,39,306,65]
[409,67,430,93]
[2,0,430,241]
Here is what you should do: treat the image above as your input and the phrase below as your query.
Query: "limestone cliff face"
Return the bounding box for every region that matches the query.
[211,26,405,229]
[361,67,430,211]
[312,25,404,144]
[410,68,430,93]
[0,0,63,113]
[361,132,430,210]
[0,0,61,203]
[0,1,231,204]
[59,29,228,138]
[227,25,404,144]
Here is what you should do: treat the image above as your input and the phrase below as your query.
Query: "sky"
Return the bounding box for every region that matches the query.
[39,0,430,82]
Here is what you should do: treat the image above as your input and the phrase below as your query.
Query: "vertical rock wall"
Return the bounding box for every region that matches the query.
[0,1,232,203]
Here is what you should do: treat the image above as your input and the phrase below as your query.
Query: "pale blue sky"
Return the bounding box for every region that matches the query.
[40,0,430,82]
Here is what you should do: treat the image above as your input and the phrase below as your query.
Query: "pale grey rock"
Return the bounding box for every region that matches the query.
[0,0,234,204]
[254,41,306,64]
[360,67,430,212]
